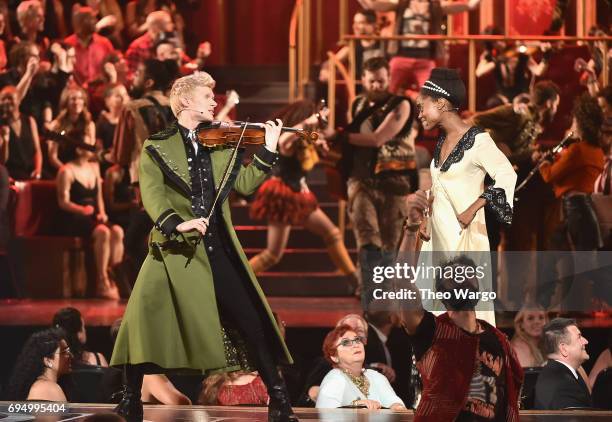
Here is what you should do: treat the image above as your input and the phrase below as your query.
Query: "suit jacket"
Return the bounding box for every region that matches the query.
[366,325,391,366]
[534,359,592,410]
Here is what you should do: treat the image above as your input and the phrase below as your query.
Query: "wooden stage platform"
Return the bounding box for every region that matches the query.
[1,298,611,329]
[1,403,612,422]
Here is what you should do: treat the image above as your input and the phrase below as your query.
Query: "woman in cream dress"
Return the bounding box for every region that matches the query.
[412,69,517,320]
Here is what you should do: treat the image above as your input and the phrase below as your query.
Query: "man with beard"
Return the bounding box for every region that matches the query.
[324,56,417,300]
[111,58,179,184]
[64,6,115,86]
[390,238,524,420]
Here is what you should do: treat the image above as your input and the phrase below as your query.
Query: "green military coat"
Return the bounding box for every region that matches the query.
[110,124,292,373]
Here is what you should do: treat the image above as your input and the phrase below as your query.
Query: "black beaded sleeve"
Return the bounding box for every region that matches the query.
[480,185,513,224]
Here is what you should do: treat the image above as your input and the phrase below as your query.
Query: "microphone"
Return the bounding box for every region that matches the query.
[179,108,205,115]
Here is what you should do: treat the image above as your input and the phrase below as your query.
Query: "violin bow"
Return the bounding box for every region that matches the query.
[195,119,250,246]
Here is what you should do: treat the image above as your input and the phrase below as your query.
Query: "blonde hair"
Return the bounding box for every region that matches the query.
[512,305,548,366]
[17,0,42,27]
[336,313,368,336]
[169,72,216,117]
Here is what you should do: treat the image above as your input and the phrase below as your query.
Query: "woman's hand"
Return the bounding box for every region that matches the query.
[81,205,95,216]
[353,399,381,410]
[390,403,407,411]
[458,197,487,229]
[96,212,108,223]
[264,119,283,153]
[176,217,210,236]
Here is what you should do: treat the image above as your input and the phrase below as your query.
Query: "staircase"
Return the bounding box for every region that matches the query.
[207,64,354,297]
[206,65,290,122]
[231,164,357,297]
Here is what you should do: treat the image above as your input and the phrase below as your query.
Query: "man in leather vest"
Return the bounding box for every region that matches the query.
[325,57,416,303]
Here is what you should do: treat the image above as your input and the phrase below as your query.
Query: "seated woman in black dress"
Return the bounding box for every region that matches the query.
[56,133,123,299]
[0,85,42,180]
[47,85,96,173]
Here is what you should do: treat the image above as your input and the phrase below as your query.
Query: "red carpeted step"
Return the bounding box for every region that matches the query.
[244,248,357,272]
[256,272,356,296]
[235,225,356,249]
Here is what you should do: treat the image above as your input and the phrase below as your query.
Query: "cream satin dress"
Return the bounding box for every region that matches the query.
[417,127,517,325]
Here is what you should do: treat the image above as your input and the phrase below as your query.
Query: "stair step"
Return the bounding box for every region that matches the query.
[235,226,356,249]
[244,248,357,272]
[231,202,344,225]
[256,272,355,296]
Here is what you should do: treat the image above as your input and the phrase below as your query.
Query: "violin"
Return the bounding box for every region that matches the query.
[196,120,318,148]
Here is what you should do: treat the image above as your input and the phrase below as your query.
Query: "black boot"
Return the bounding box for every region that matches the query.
[113,365,144,422]
[268,381,299,422]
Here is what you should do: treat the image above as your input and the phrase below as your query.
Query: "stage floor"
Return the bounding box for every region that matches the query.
[1,298,611,329]
[1,403,612,421]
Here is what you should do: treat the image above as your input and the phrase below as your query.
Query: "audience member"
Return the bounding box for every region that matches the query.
[15,0,49,55]
[111,58,178,184]
[100,318,190,405]
[0,10,9,72]
[511,305,548,367]
[64,6,115,86]
[0,85,41,180]
[0,41,72,129]
[124,0,183,42]
[534,318,592,409]
[141,374,191,405]
[125,11,173,79]
[200,371,267,406]
[394,232,524,420]
[298,313,369,406]
[96,82,129,167]
[5,327,72,401]
[316,324,405,410]
[364,309,396,383]
[47,85,96,172]
[87,0,125,49]
[0,164,8,252]
[588,331,612,389]
[56,133,123,299]
[52,306,109,367]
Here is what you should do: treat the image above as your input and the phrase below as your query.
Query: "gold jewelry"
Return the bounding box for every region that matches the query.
[342,368,369,398]
[403,218,422,232]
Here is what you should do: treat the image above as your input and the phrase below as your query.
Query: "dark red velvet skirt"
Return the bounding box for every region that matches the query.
[249,177,318,225]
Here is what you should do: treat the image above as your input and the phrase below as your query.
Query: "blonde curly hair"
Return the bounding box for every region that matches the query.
[169,71,216,117]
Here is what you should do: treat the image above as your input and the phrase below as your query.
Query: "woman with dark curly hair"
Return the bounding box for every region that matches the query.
[52,307,109,367]
[5,328,72,401]
[540,93,605,251]
[248,100,357,288]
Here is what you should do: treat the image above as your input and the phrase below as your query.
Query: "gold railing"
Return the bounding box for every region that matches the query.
[326,51,356,129]
[338,34,610,113]
[289,0,312,102]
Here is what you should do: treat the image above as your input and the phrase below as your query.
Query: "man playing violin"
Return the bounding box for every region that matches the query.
[110,71,298,422]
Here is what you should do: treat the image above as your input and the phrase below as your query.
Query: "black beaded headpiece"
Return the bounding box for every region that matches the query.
[420,68,466,109]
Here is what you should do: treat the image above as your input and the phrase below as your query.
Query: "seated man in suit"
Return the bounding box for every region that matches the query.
[535,318,592,409]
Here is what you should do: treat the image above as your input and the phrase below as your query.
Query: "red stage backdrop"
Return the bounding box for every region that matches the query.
[508,0,556,35]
